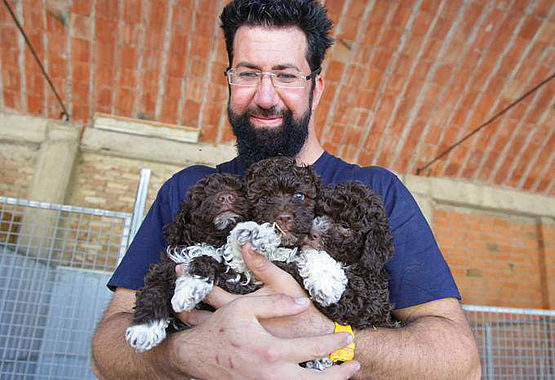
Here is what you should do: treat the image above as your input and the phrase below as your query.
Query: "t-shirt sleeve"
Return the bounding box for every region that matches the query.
[372,171,461,309]
[107,166,215,291]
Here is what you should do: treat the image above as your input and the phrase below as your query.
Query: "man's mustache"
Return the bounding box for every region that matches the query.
[247,107,286,118]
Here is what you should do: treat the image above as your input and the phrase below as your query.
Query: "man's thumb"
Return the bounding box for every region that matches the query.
[242,243,288,285]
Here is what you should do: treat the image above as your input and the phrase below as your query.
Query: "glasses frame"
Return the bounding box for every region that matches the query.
[224,67,322,89]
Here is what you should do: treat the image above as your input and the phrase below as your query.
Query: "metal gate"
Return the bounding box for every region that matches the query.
[464,305,555,379]
[0,196,131,380]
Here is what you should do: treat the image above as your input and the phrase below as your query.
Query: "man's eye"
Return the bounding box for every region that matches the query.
[275,72,297,82]
[238,71,259,78]
[292,192,305,200]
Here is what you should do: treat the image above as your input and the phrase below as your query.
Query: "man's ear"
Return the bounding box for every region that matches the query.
[311,74,325,112]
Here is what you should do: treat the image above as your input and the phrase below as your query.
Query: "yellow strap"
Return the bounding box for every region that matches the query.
[328,322,355,362]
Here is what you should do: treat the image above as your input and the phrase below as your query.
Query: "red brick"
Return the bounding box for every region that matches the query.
[72,0,93,15]
[3,90,19,110]
[71,104,89,121]
[114,87,135,114]
[73,61,90,83]
[27,94,44,115]
[71,13,92,39]
[120,45,137,69]
[122,0,142,24]
[72,37,91,62]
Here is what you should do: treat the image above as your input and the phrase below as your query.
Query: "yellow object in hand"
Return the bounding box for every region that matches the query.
[328,322,355,363]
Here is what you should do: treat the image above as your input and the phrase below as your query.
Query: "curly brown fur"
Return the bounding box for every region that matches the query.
[131,173,250,330]
[163,173,251,247]
[304,181,397,329]
[244,156,321,247]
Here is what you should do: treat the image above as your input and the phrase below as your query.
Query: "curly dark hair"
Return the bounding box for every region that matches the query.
[220,0,334,72]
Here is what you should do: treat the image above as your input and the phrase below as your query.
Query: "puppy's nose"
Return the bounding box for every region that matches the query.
[276,213,293,225]
[302,234,320,250]
[218,193,235,205]
[309,230,320,240]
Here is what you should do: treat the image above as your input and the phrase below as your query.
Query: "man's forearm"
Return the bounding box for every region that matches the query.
[352,315,481,379]
[91,312,186,380]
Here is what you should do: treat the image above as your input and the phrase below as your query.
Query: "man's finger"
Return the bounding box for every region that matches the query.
[235,293,310,319]
[276,332,355,363]
[176,309,212,326]
[175,263,186,277]
[317,360,361,379]
[242,243,292,286]
[203,285,240,308]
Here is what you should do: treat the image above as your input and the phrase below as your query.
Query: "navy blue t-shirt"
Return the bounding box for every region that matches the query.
[108,152,460,310]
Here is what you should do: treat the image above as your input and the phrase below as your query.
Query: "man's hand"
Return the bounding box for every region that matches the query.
[179,244,334,338]
[171,293,360,379]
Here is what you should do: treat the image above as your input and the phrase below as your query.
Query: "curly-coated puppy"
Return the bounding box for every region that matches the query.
[302,181,396,330]
[126,173,250,352]
[245,156,321,247]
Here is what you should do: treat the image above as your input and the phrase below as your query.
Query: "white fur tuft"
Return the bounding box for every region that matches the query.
[305,357,334,371]
[172,274,213,312]
[166,243,221,266]
[296,248,347,307]
[220,221,284,285]
[126,319,169,352]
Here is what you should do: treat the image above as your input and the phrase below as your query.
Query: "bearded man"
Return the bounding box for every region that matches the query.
[92,1,481,379]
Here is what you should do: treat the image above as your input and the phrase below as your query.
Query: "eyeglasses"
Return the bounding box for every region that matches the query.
[224,67,321,89]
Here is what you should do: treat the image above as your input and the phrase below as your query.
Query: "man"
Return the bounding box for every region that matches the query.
[92,1,481,379]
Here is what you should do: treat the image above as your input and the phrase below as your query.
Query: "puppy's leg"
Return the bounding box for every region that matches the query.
[296,248,348,307]
[126,260,176,352]
[171,255,220,313]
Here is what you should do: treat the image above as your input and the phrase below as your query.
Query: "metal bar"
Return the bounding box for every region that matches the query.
[128,167,151,244]
[463,304,555,317]
[0,196,131,219]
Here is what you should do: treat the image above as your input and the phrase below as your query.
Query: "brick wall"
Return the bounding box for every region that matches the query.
[66,152,182,212]
[0,143,38,198]
[1,0,552,196]
[433,207,547,308]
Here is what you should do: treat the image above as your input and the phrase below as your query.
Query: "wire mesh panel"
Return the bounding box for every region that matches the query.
[463,305,555,379]
[0,196,131,380]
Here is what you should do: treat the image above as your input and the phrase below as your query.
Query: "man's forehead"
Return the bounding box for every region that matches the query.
[232,25,309,63]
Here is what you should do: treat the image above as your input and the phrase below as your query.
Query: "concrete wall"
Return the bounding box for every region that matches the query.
[1,112,553,309]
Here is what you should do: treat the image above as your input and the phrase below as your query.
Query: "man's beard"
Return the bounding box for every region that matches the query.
[228,104,312,168]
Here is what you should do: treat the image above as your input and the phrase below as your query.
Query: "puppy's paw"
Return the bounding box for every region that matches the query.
[125,319,169,352]
[305,357,334,371]
[297,249,348,307]
[171,274,213,312]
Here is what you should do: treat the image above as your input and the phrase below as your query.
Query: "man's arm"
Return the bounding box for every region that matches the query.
[351,298,481,379]
[91,288,361,380]
[187,246,481,380]
[91,288,185,379]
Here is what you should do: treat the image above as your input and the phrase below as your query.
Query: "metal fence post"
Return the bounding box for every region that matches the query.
[127,167,151,249]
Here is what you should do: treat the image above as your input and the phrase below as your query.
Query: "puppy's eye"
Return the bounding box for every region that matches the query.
[292,192,305,201]
[338,223,351,234]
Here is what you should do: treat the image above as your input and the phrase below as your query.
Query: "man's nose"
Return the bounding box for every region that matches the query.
[253,75,280,109]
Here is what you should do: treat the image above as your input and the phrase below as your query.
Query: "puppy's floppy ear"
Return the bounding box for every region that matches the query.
[163,201,194,247]
[361,221,394,271]
[356,185,394,271]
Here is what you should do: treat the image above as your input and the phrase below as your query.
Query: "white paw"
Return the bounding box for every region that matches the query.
[125,319,169,352]
[297,249,347,307]
[171,274,213,312]
[305,357,334,370]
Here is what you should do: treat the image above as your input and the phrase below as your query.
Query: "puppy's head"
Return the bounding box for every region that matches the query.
[305,181,394,268]
[164,173,250,247]
[244,157,321,247]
